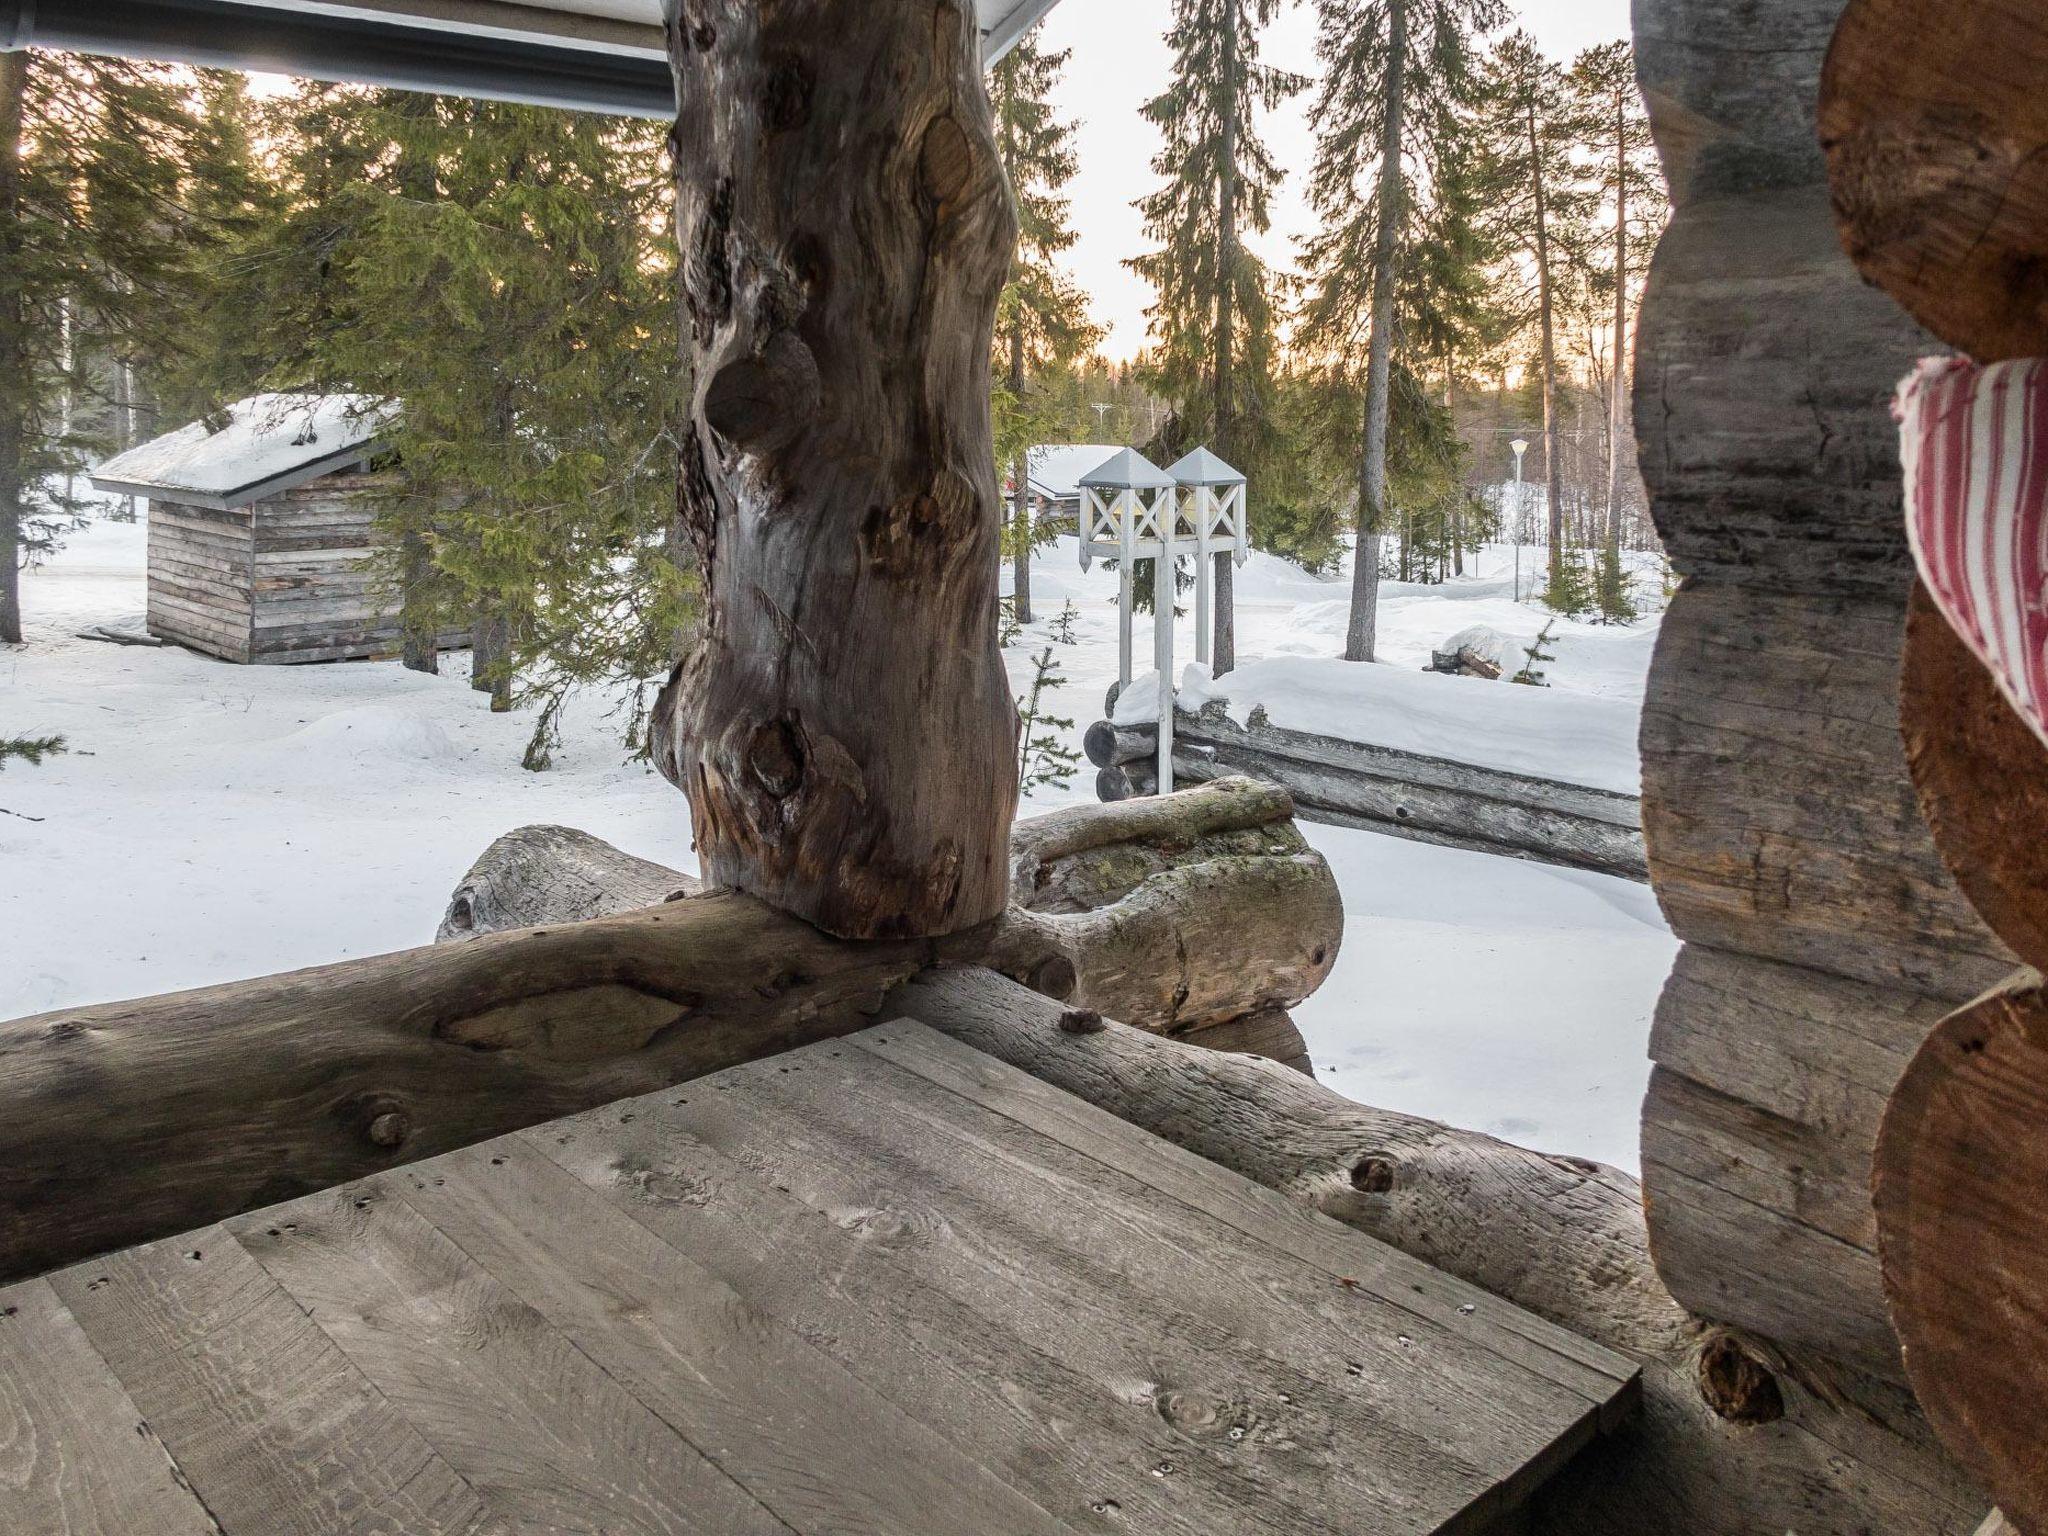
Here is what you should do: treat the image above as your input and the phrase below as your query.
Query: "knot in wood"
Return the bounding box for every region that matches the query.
[1350,1157,1397,1194]
[919,115,974,210]
[1058,1008,1105,1035]
[747,719,806,799]
[1026,953,1078,1001]
[366,1111,410,1149]
[1696,1330,1785,1425]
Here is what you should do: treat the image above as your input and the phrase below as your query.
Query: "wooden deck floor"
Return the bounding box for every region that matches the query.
[0,1020,1638,1535]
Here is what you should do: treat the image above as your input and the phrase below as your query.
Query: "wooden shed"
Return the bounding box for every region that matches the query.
[90,392,411,665]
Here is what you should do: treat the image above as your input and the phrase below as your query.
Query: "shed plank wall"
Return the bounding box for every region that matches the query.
[147,502,253,662]
[144,473,445,666]
[1633,0,2012,1399]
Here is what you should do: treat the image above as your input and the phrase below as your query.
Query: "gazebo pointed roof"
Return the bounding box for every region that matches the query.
[1078,447,1176,491]
[1167,446,1245,487]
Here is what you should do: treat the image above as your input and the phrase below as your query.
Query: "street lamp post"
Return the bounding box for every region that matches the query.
[1510,437,1530,603]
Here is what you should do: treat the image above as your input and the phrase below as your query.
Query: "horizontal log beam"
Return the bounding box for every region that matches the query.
[0,781,1340,1283]
[0,894,925,1284]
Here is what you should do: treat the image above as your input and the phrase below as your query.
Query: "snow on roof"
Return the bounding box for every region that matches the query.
[1167,446,1245,487]
[1078,447,1176,491]
[91,393,395,510]
[1024,444,1124,501]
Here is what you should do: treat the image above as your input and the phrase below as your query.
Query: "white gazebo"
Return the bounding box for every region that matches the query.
[1167,446,1249,667]
[1079,447,1182,793]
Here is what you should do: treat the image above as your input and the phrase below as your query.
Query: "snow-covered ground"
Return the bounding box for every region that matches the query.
[1,512,1675,1172]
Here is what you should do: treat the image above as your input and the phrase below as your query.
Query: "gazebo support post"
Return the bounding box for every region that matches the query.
[1153,514,1175,794]
[650,0,1018,940]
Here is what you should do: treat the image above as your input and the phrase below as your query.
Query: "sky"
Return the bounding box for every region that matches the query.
[1036,0,1635,361]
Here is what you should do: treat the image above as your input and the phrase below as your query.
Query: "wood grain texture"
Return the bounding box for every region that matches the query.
[49,1233,502,1536]
[1896,555,2048,975]
[0,893,927,1283]
[531,1083,1360,1533]
[1820,0,2048,365]
[1874,973,2048,1534]
[0,1279,220,1536]
[627,1026,1638,1533]
[394,1139,1073,1535]
[896,967,1991,1536]
[1110,708,1649,882]
[649,0,1019,939]
[226,1187,786,1536]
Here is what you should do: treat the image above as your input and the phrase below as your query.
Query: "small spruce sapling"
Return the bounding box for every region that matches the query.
[1050,598,1080,645]
[1017,644,1080,793]
[998,595,1024,648]
[1511,622,1557,687]
[0,735,66,768]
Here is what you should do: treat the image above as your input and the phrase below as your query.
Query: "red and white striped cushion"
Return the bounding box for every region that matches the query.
[1896,355,2048,752]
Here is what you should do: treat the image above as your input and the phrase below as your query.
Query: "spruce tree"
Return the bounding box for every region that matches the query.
[1569,41,1663,619]
[0,52,214,644]
[990,29,1099,626]
[1298,0,1503,662]
[236,90,687,753]
[1476,32,1595,601]
[1130,0,1304,676]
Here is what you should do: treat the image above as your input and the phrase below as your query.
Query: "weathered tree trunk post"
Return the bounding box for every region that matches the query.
[651,0,1019,940]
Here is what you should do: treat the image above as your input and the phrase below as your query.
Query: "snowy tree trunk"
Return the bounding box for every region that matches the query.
[0,53,24,647]
[1212,0,1240,677]
[650,0,1019,940]
[1009,324,1033,625]
[399,527,438,675]
[1346,0,1406,664]
[1527,92,1565,589]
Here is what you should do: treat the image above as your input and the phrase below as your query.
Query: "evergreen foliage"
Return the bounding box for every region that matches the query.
[1475,32,1596,597]
[990,29,1100,623]
[0,52,222,643]
[0,732,65,768]
[1016,643,1080,794]
[1510,620,1556,686]
[191,87,689,760]
[1131,0,1304,667]
[1297,0,1505,660]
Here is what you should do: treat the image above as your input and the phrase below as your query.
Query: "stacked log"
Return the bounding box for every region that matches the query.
[1089,707,1649,882]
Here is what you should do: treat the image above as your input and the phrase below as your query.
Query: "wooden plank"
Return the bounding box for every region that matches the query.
[525,1108,1312,1535]
[49,1231,502,1536]
[394,1139,1075,1536]
[225,1187,787,1536]
[859,1020,1634,1411]
[674,1033,1628,1529]
[0,1278,219,1536]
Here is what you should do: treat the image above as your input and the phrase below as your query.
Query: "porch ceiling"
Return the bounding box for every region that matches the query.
[3,0,1063,116]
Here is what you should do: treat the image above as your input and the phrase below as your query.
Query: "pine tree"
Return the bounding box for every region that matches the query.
[1477,33,1596,599]
[0,52,216,644]
[1569,41,1663,616]
[1298,0,1504,662]
[1130,0,1304,675]
[990,29,1099,625]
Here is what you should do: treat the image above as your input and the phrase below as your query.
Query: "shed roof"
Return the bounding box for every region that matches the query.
[1026,443,1124,502]
[91,393,395,511]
